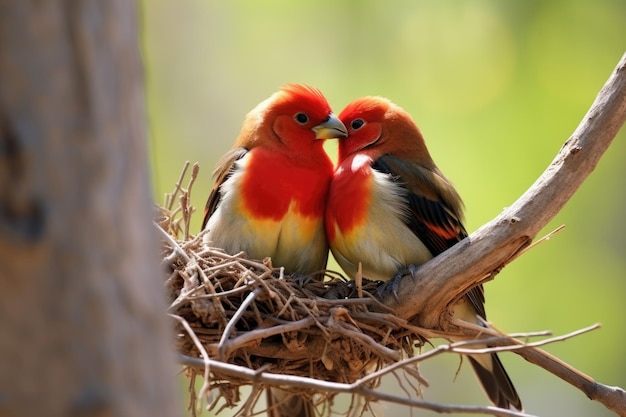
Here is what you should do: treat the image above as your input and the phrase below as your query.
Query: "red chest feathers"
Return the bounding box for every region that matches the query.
[240,149,333,220]
[326,154,374,240]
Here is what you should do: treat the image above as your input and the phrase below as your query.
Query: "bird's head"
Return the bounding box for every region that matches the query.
[240,84,347,153]
[338,96,433,167]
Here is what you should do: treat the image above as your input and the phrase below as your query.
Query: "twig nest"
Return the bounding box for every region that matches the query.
[157,164,427,415]
[159,219,427,415]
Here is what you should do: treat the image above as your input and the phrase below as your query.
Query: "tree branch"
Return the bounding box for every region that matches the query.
[382,51,626,324]
[178,324,602,417]
[379,52,626,414]
[178,355,532,417]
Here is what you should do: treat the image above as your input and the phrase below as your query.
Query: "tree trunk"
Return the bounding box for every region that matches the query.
[0,2,179,416]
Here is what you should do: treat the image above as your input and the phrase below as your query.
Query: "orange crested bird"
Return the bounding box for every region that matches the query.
[325,96,522,410]
[201,84,348,417]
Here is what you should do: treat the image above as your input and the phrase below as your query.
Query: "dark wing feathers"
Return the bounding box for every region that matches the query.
[371,155,467,254]
[201,147,248,230]
[405,193,466,254]
[372,154,486,319]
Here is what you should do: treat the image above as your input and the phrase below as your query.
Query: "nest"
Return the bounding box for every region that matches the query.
[159,163,429,416]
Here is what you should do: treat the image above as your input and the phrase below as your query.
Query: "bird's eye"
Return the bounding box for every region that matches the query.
[294,113,309,124]
[350,119,365,130]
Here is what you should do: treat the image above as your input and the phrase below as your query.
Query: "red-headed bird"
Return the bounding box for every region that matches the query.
[325,96,522,410]
[201,84,347,417]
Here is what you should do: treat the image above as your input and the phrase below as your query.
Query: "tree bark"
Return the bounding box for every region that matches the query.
[0,2,179,416]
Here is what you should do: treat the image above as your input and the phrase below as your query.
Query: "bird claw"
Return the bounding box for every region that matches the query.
[375,265,420,301]
[375,279,399,301]
[404,264,419,280]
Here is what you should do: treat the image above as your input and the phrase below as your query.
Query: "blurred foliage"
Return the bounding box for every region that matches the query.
[141,1,626,416]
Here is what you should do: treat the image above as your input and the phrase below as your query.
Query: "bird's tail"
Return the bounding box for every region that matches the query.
[451,298,522,410]
[468,351,523,411]
[266,388,315,417]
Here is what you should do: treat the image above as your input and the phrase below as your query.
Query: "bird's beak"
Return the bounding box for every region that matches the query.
[312,113,348,140]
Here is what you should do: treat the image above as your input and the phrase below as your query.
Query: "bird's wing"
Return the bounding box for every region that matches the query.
[201,147,249,230]
[372,154,485,318]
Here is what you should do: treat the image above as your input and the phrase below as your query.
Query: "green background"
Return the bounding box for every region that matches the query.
[141,1,626,416]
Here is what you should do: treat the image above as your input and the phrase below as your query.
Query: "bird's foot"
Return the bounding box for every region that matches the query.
[402,264,420,281]
[375,265,420,301]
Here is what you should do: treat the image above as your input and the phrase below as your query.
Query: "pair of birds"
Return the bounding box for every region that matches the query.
[200,84,522,415]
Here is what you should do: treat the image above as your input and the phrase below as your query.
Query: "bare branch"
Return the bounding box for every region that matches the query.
[378,51,626,414]
[171,315,213,408]
[218,287,262,360]
[179,324,603,417]
[178,355,533,417]
[382,52,626,325]
[509,343,626,417]
[359,324,600,390]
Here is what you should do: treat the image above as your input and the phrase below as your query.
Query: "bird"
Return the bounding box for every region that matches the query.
[324,96,522,410]
[201,84,348,417]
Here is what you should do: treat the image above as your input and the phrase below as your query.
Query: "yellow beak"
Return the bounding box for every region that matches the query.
[312,113,348,140]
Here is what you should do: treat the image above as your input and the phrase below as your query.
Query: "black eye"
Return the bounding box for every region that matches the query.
[294,113,309,124]
[350,118,365,130]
